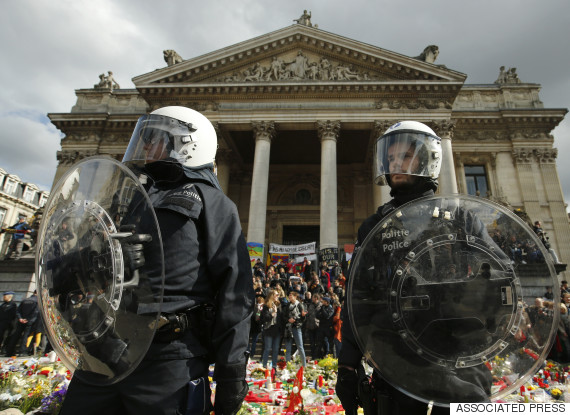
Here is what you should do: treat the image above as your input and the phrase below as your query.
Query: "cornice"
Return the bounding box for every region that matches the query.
[137,81,463,105]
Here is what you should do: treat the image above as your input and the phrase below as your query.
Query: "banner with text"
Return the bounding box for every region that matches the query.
[268,242,316,255]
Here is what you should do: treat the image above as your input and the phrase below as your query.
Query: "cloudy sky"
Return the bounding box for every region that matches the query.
[1,0,569,206]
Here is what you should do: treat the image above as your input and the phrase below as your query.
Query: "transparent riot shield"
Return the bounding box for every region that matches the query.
[348,195,559,406]
[36,157,164,385]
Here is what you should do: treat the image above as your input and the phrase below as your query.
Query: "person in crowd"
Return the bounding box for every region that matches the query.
[261,289,283,369]
[304,293,321,360]
[56,220,75,254]
[308,272,325,296]
[248,295,265,359]
[336,121,490,414]
[300,257,311,279]
[507,235,525,264]
[533,221,561,264]
[3,215,31,260]
[288,274,306,299]
[275,285,288,306]
[336,270,347,289]
[319,268,331,292]
[253,259,265,279]
[25,314,44,356]
[330,260,343,284]
[332,279,345,303]
[544,287,554,301]
[283,291,307,367]
[277,267,288,289]
[253,279,264,298]
[0,291,17,352]
[315,296,334,359]
[59,106,253,415]
[5,291,38,356]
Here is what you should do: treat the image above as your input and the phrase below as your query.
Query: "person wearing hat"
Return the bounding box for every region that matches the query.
[3,215,31,260]
[0,291,17,352]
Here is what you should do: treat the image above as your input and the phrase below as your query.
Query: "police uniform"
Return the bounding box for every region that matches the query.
[60,176,254,415]
[338,185,495,415]
[5,293,38,356]
[0,293,17,350]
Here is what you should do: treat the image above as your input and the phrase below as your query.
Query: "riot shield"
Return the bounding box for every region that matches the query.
[348,195,559,406]
[35,157,164,385]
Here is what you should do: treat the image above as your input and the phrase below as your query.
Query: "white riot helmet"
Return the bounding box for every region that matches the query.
[373,121,442,186]
[123,106,217,169]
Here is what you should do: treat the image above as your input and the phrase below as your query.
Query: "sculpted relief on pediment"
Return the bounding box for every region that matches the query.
[213,50,384,83]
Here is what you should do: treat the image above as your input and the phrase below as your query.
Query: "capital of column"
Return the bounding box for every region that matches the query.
[317,120,341,142]
[536,148,558,164]
[252,121,276,143]
[512,148,535,164]
[57,150,98,166]
[373,120,394,138]
[432,119,456,139]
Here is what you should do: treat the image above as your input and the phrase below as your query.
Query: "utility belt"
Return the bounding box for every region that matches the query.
[152,303,215,344]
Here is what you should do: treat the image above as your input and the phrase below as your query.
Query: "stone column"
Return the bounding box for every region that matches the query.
[317,120,341,251]
[536,148,570,265]
[372,121,393,208]
[246,121,276,247]
[432,120,458,194]
[512,148,541,220]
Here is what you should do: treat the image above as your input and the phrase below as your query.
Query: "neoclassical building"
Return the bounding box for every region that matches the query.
[48,19,569,270]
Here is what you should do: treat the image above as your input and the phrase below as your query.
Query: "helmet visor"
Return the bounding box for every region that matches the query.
[122,114,196,168]
[374,131,441,185]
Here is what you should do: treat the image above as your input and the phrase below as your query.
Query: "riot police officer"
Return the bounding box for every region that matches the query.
[60,107,254,415]
[336,121,454,415]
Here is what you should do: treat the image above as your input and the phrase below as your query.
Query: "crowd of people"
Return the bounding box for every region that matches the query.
[491,220,561,265]
[0,290,47,357]
[249,258,346,369]
[541,280,570,363]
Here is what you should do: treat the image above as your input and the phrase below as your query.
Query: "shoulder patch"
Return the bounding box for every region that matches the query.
[157,184,203,215]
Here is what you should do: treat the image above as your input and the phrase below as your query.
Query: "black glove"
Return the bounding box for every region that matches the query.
[112,230,151,288]
[214,380,248,415]
[336,366,360,415]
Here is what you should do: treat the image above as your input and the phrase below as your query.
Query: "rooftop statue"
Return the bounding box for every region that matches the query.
[414,45,439,63]
[164,49,183,66]
[495,66,522,84]
[94,71,120,91]
[293,10,312,27]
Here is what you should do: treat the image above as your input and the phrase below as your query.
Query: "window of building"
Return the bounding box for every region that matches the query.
[295,189,312,204]
[23,187,35,203]
[39,194,48,208]
[0,207,6,227]
[464,165,489,196]
[3,179,16,195]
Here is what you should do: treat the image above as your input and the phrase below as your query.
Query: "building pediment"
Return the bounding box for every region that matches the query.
[133,25,466,88]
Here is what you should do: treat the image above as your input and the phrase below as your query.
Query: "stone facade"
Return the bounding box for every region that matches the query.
[0,168,49,260]
[47,24,568,272]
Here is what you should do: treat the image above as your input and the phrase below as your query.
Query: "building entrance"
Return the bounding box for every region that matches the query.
[282,225,319,245]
